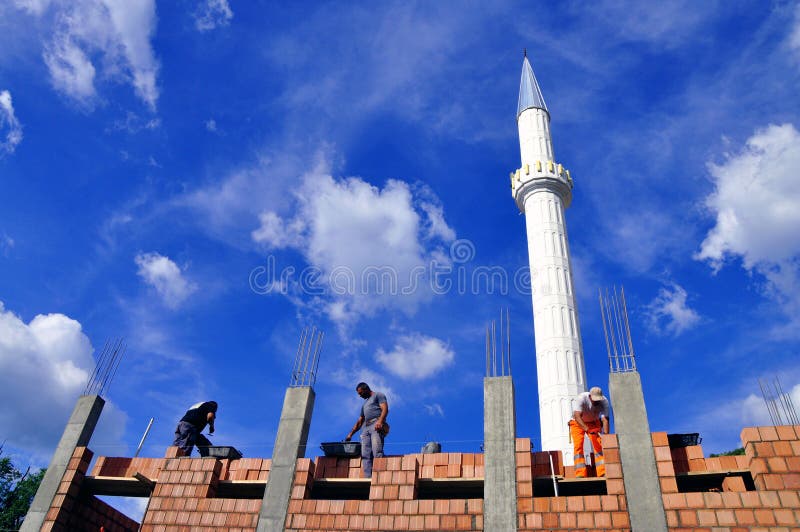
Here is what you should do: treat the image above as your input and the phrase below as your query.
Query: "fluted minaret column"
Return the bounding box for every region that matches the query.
[510,54,586,464]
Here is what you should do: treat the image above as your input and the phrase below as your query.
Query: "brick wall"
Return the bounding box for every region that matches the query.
[40,447,139,532]
[661,425,800,530]
[42,425,800,531]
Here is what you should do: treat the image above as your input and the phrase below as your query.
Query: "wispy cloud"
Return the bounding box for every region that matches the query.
[789,3,800,66]
[645,283,701,336]
[23,0,160,109]
[0,90,23,155]
[194,0,233,32]
[134,252,198,308]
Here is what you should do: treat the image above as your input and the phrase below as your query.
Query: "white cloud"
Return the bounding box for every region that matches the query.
[424,403,444,417]
[251,168,456,328]
[33,0,159,108]
[13,0,52,16]
[696,124,800,330]
[205,118,217,132]
[194,0,233,32]
[134,252,197,308]
[0,90,23,155]
[0,301,127,457]
[645,283,700,336]
[376,333,454,380]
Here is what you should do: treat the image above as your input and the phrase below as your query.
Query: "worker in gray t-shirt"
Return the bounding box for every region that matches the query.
[345,382,389,478]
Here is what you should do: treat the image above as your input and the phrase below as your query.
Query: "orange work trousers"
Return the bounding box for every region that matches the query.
[569,419,605,477]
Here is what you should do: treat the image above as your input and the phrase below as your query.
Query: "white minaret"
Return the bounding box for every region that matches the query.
[510,54,587,464]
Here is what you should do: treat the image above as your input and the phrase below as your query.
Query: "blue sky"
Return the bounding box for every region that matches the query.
[2,0,800,477]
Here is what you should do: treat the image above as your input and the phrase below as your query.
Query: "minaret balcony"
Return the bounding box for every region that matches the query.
[510,160,574,210]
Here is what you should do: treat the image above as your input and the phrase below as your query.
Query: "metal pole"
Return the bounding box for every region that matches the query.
[549,453,559,497]
[134,418,155,458]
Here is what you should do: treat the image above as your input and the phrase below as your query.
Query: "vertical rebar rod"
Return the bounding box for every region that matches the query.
[506,307,512,376]
[492,320,497,377]
[499,310,505,377]
[759,379,778,426]
[485,327,490,376]
[620,287,636,371]
[311,331,324,386]
[292,328,307,385]
[599,290,614,372]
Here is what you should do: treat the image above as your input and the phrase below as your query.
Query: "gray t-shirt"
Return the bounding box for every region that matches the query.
[360,392,387,422]
[573,392,609,423]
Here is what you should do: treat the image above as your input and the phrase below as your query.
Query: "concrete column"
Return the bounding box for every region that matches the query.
[608,372,668,532]
[483,376,518,532]
[257,386,315,532]
[22,394,105,532]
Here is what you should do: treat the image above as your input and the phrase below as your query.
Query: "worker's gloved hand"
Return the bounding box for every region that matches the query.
[343,436,351,442]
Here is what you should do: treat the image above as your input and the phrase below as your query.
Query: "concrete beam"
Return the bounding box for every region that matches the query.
[22,394,105,532]
[256,386,315,532]
[483,376,518,532]
[608,371,668,532]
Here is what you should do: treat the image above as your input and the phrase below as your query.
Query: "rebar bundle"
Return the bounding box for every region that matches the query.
[759,376,800,426]
[599,286,636,373]
[485,308,512,377]
[290,326,324,387]
[84,338,126,396]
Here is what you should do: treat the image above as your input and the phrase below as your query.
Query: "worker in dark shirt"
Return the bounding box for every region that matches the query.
[173,401,217,457]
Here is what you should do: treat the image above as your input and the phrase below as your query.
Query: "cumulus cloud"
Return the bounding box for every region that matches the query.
[645,283,701,336]
[194,0,233,32]
[0,90,23,155]
[251,168,456,327]
[0,301,126,456]
[29,0,160,108]
[376,333,455,380]
[696,124,800,331]
[134,252,197,308]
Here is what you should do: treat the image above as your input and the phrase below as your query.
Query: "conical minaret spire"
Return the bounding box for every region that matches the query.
[509,54,587,465]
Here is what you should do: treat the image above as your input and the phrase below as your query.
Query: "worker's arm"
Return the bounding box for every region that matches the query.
[345,416,364,442]
[572,410,589,432]
[601,416,609,434]
[207,412,216,434]
[375,401,389,432]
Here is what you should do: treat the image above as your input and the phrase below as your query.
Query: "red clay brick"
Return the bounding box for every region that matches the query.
[594,511,611,527]
[660,477,678,493]
[774,508,795,525]
[525,513,543,528]
[665,509,678,527]
[754,508,777,525]
[759,490,781,508]
[759,425,780,441]
[652,432,669,446]
[606,478,624,494]
[679,509,698,526]
[602,434,618,449]
[600,495,619,511]
[754,441,774,457]
[576,512,594,528]
[558,511,576,528]
[697,509,717,526]
[778,490,800,508]
[717,509,736,526]
[783,472,800,489]
[734,508,756,525]
[610,511,629,527]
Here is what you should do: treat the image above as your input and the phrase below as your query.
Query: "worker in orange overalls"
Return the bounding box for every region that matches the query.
[569,386,610,477]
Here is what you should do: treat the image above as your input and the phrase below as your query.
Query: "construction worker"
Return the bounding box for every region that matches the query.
[569,387,609,477]
[344,382,389,478]
[173,401,217,457]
